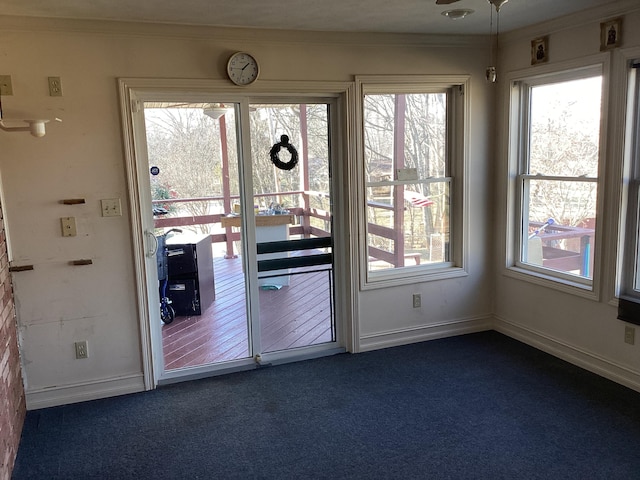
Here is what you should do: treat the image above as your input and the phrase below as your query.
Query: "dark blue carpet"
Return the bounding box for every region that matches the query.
[12,332,640,479]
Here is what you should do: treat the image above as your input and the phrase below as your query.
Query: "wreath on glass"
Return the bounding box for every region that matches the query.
[269,135,299,171]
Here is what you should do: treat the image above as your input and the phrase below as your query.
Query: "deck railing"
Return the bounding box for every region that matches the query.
[153,190,332,257]
[528,221,595,277]
[154,195,594,275]
[153,192,413,266]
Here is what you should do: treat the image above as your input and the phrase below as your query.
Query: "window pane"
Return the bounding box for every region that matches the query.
[367,182,450,271]
[144,105,239,237]
[249,104,330,234]
[529,77,602,177]
[364,93,447,181]
[523,179,596,279]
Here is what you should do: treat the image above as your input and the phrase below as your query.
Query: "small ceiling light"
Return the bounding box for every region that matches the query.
[441,9,474,20]
[203,105,231,120]
[488,0,508,12]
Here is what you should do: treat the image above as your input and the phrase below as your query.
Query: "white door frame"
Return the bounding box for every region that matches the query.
[118,78,359,389]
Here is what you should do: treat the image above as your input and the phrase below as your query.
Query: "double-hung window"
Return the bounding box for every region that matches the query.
[357,76,467,286]
[511,66,603,288]
[618,59,640,323]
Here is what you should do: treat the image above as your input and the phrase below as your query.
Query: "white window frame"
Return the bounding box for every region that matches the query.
[505,60,608,298]
[618,56,640,305]
[355,75,469,289]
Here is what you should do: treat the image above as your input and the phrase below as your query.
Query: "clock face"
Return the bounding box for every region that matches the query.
[227,52,259,86]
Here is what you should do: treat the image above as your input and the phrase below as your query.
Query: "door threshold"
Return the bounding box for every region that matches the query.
[157,345,346,386]
[158,359,256,386]
[259,345,346,367]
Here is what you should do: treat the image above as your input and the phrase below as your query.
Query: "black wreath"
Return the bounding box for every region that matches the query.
[269,135,299,171]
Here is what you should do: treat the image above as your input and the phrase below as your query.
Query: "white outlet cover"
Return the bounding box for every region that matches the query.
[61,217,77,237]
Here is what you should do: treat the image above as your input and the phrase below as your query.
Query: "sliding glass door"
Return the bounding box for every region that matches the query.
[132,95,339,382]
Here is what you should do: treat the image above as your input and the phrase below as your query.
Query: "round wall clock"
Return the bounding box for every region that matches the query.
[226,52,260,86]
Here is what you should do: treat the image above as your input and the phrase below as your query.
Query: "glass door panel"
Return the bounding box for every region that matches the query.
[143,102,251,370]
[248,102,336,354]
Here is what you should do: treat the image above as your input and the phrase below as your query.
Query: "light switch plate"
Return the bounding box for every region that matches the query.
[0,75,13,96]
[61,217,77,237]
[625,326,635,345]
[101,198,122,217]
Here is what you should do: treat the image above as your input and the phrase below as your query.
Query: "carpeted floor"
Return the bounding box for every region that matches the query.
[12,331,640,479]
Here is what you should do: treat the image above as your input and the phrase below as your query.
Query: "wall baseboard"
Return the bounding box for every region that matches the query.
[494,316,640,394]
[358,315,493,352]
[26,317,639,408]
[26,374,146,410]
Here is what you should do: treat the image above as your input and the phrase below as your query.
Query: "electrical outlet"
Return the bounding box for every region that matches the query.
[625,326,635,345]
[48,76,63,96]
[0,75,13,95]
[75,341,89,359]
[412,293,421,308]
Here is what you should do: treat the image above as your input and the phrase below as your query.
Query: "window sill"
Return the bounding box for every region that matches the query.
[503,266,598,301]
[362,265,468,290]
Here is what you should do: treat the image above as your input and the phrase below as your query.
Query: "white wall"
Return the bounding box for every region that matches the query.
[494,2,640,391]
[0,16,493,408]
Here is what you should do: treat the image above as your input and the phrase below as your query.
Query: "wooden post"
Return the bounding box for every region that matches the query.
[393,95,406,267]
[219,112,237,258]
[299,104,311,237]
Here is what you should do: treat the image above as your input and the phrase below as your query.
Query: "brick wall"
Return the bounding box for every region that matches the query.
[0,201,25,480]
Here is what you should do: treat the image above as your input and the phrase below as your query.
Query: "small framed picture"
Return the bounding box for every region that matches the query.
[600,18,621,51]
[531,36,548,65]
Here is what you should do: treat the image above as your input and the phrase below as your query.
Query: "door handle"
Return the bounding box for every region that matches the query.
[146,230,158,257]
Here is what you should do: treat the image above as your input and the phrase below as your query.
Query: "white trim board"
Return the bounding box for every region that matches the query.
[358,315,493,352]
[24,320,640,408]
[494,316,640,394]
[26,373,145,410]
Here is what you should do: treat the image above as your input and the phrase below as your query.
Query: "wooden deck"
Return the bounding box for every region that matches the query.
[161,255,334,370]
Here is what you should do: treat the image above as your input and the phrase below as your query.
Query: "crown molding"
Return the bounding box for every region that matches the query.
[502,0,640,43]
[0,14,487,48]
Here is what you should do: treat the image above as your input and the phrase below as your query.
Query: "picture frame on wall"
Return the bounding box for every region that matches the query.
[531,36,548,65]
[600,18,621,50]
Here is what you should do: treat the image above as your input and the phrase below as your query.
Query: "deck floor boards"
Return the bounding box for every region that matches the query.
[162,255,333,370]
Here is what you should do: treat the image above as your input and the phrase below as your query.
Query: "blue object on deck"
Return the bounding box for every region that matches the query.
[582,241,591,277]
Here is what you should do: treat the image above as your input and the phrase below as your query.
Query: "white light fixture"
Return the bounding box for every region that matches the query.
[441,9,474,20]
[0,119,50,137]
[203,105,230,120]
[488,0,508,11]
[486,0,509,83]
[0,92,60,137]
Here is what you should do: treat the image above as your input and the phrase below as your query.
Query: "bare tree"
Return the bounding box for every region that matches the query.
[145,107,224,234]
[529,91,600,227]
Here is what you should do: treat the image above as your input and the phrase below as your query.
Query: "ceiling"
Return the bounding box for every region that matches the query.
[0,0,623,35]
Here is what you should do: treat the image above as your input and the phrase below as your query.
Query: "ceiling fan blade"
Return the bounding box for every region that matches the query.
[435,0,462,4]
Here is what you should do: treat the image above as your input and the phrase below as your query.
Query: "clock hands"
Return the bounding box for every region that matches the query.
[231,63,252,71]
